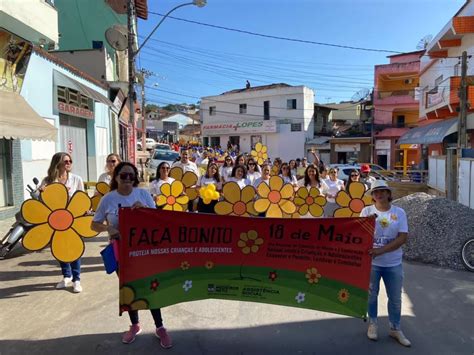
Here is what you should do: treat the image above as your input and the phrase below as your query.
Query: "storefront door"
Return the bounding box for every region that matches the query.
[60,115,88,181]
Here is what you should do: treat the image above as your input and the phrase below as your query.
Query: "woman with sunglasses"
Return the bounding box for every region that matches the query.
[98,153,122,185]
[219,155,234,183]
[253,164,271,188]
[345,169,361,192]
[246,158,261,186]
[42,152,84,293]
[197,162,221,213]
[149,162,175,197]
[279,162,298,188]
[289,160,297,178]
[324,167,345,217]
[91,162,172,348]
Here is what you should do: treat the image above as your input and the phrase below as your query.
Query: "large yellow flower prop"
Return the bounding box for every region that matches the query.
[199,184,220,204]
[254,176,296,218]
[120,286,148,313]
[237,230,264,254]
[169,167,198,200]
[20,183,98,262]
[333,182,373,217]
[294,187,327,217]
[214,183,257,217]
[156,181,189,211]
[91,182,110,211]
[250,142,268,165]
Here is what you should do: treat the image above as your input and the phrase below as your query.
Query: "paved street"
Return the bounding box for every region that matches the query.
[0,217,473,355]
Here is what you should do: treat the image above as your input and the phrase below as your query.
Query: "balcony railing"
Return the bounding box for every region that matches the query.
[378,90,415,99]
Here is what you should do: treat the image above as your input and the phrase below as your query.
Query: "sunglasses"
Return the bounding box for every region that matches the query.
[107,160,117,163]
[63,160,72,164]
[351,174,359,177]
[119,172,135,180]
[160,166,170,170]
[248,163,255,166]
[329,171,336,174]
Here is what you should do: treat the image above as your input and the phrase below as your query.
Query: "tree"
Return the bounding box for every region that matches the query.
[145,104,159,113]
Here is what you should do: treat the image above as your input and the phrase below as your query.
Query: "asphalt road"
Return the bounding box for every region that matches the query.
[0,232,473,355]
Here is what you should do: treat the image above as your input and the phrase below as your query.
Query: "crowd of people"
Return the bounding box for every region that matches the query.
[38,147,411,349]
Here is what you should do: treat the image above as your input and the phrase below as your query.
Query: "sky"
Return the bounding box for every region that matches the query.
[137,0,465,106]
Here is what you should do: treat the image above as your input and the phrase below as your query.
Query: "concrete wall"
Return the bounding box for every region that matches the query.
[0,141,24,219]
[53,49,114,82]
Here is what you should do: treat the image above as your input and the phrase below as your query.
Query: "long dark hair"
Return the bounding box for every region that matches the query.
[231,164,247,179]
[223,156,233,167]
[110,162,140,191]
[246,158,261,173]
[156,162,171,181]
[279,162,294,179]
[304,164,321,187]
[345,169,359,192]
[205,162,221,181]
[235,154,246,166]
[44,152,71,185]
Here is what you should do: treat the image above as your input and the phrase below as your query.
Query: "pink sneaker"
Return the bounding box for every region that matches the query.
[122,324,142,344]
[155,326,173,349]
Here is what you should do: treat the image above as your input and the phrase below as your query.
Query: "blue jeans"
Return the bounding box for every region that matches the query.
[59,259,81,282]
[368,264,403,330]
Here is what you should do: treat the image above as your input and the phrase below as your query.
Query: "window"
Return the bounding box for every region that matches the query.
[239,103,247,114]
[287,99,297,110]
[291,123,302,132]
[434,75,443,86]
[209,106,216,116]
[263,101,270,120]
[396,115,405,128]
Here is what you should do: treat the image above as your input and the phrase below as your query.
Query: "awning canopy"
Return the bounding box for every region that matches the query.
[397,118,458,145]
[0,91,57,141]
[53,70,113,107]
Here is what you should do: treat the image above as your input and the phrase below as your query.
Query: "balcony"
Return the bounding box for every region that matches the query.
[375,89,418,106]
[0,0,58,47]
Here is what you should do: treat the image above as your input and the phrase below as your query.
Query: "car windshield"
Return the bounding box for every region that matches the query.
[153,151,179,161]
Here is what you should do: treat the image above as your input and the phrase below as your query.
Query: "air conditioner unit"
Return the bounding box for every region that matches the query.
[404,79,413,85]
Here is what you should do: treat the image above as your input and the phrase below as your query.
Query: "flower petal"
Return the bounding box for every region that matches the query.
[169,167,183,181]
[71,216,98,238]
[247,230,258,240]
[131,300,148,311]
[241,185,256,203]
[309,204,324,217]
[335,190,351,208]
[309,187,321,198]
[172,203,184,212]
[214,201,233,215]
[255,142,262,152]
[250,245,259,253]
[22,223,54,251]
[176,195,189,205]
[91,195,101,212]
[294,197,305,206]
[279,200,296,214]
[96,182,110,195]
[246,201,258,216]
[182,171,198,187]
[240,232,249,241]
[160,183,171,196]
[242,246,250,254]
[314,196,327,207]
[280,184,295,199]
[120,286,135,305]
[298,204,309,215]
[349,182,366,199]
[269,176,284,192]
[186,187,198,200]
[41,183,68,210]
[251,151,258,158]
[156,195,167,206]
[163,204,173,211]
[257,181,271,198]
[51,229,85,263]
[21,199,51,224]
[267,203,283,218]
[261,145,268,153]
[362,194,373,206]
[254,237,264,245]
[171,181,184,196]
[237,240,247,248]
[254,198,270,213]
[222,182,241,204]
[334,207,353,218]
[297,187,308,199]
[67,191,91,217]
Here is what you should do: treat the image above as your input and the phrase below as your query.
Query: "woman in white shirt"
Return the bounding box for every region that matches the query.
[197,162,221,213]
[253,164,271,188]
[98,153,121,185]
[219,156,234,183]
[149,162,175,197]
[279,162,298,188]
[289,159,297,178]
[324,167,345,217]
[246,158,261,185]
[227,165,251,189]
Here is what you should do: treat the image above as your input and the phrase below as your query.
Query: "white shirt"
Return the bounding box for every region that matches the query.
[98,172,112,185]
[41,173,84,198]
[198,176,221,190]
[219,166,233,182]
[247,171,261,185]
[325,178,344,202]
[297,180,329,195]
[360,205,408,267]
[196,157,209,167]
[149,177,175,195]
[172,160,200,177]
[93,188,155,229]
[253,177,270,188]
[280,174,298,186]
[227,177,251,189]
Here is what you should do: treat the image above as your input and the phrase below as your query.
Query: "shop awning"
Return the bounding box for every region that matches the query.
[53,70,113,107]
[0,91,57,141]
[397,118,458,145]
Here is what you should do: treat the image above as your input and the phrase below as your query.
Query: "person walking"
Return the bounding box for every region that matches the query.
[172,150,199,176]
[279,162,298,187]
[253,164,271,188]
[197,162,221,213]
[324,167,345,217]
[360,180,411,347]
[42,152,84,293]
[91,162,172,348]
[360,164,376,190]
[98,153,121,185]
[219,156,234,183]
[149,162,175,197]
[227,165,251,188]
[246,158,261,186]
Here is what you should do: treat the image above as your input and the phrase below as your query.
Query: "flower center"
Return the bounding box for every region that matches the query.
[349,198,365,213]
[268,190,281,204]
[167,195,176,205]
[48,209,73,231]
[233,201,246,215]
[306,196,314,205]
[258,152,263,158]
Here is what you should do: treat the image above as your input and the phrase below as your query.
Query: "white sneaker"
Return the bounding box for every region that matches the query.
[367,323,378,341]
[72,281,82,293]
[56,277,72,289]
[389,329,411,347]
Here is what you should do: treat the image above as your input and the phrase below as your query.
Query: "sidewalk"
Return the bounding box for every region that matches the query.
[0,221,473,354]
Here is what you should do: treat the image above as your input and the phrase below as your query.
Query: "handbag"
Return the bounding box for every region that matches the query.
[100,242,118,274]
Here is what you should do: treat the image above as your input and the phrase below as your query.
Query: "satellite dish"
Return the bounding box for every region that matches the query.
[105,25,128,51]
[351,88,370,102]
[416,35,433,50]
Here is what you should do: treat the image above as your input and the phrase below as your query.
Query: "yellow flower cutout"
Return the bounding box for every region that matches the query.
[254,176,296,218]
[156,181,189,211]
[238,230,264,254]
[120,286,148,313]
[169,167,198,200]
[250,142,268,165]
[20,183,98,263]
[91,181,110,211]
[338,288,350,303]
[181,261,190,270]
[294,187,327,217]
[199,184,220,204]
[305,267,322,284]
[333,182,373,217]
[214,182,257,217]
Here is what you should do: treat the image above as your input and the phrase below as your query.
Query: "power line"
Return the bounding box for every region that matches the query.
[148,11,403,54]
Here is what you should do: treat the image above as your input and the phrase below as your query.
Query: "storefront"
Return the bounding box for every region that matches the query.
[329,137,371,164]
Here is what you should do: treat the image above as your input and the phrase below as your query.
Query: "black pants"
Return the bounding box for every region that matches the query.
[197,198,217,214]
[129,308,163,328]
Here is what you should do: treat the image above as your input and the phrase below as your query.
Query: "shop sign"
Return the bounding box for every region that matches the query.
[334,143,360,152]
[426,88,445,108]
[376,150,388,155]
[58,102,93,119]
[375,139,391,150]
[202,120,277,135]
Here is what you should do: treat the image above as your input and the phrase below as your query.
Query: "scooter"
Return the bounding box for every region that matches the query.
[0,178,40,258]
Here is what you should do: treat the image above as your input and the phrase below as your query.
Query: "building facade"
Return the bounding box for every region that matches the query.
[200,84,315,161]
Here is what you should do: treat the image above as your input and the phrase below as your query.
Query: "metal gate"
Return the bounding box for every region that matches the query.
[60,115,88,180]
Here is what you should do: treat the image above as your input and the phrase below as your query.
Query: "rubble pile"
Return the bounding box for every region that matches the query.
[393,193,474,270]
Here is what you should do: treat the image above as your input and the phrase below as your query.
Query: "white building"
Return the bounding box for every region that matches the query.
[200,83,315,161]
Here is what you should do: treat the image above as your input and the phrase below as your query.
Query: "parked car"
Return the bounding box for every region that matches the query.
[356,163,396,178]
[146,149,180,179]
[137,138,157,151]
[329,164,390,182]
[153,143,171,150]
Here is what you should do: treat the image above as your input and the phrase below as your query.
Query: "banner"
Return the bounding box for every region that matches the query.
[119,209,374,319]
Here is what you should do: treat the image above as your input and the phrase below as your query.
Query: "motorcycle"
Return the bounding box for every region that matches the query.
[0,178,40,258]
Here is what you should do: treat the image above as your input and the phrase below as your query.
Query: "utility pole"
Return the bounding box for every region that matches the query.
[139,69,153,152]
[458,51,469,150]
[127,0,136,164]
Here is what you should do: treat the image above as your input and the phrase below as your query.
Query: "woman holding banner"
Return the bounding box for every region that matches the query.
[91,162,172,348]
[360,180,411,347]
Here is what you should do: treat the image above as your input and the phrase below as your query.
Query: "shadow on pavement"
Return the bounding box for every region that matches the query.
[18,256,104,268]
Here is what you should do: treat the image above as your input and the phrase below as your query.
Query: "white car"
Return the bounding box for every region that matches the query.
[137,138,157,151]
[146,149,180,179]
